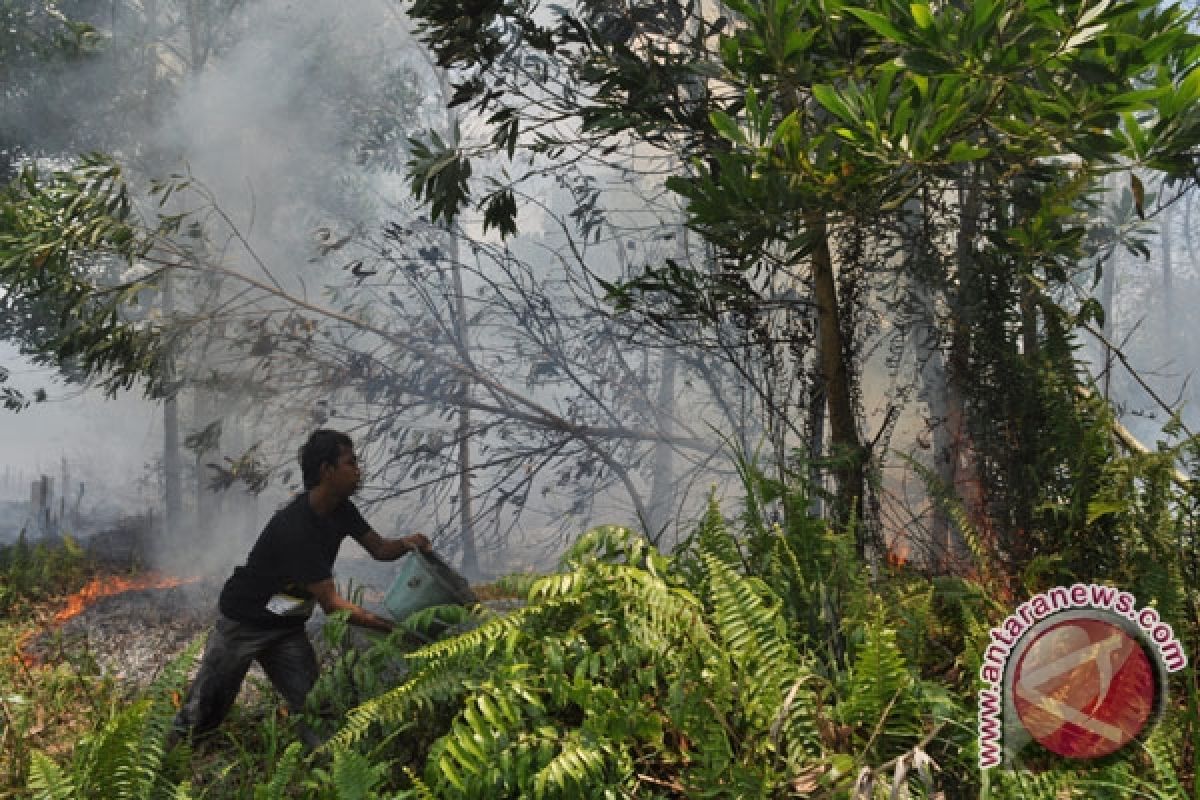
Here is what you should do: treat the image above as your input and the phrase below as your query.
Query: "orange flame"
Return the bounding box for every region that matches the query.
[12,629,40,669]
[53,572,196,624]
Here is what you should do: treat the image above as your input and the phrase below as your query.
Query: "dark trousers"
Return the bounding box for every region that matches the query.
[174,614,319,737]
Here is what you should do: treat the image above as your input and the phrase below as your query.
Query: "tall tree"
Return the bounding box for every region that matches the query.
[401,0,1200,565]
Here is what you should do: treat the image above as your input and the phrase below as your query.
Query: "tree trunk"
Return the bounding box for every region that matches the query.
[949,177,987,565]
[162,272,183,534]
[1100,240,1117,400]
[646,345,677,544]
[448,233,478,579]
[805,210,864,543]
[806,374,826,519]
[898,187,971,574]
[1020,278,1039,362]
[1161,202,1173,348]
[917,320,968,572]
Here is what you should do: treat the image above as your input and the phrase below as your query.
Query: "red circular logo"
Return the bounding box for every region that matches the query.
[1012,616,1156,759]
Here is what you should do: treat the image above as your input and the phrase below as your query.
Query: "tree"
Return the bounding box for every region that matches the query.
[9,0,1199,578]
[0,33,746,572]
[400,0,1200,568]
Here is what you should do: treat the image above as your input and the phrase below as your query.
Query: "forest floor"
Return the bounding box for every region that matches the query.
[1,550,514,798]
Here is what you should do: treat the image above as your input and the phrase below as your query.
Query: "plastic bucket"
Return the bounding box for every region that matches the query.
[383,550,477,622]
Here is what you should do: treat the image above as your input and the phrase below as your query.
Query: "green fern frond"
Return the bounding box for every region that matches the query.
[74,699,149,797]
[696,549,825,775]
[529,571,586,600]
[698,492,743,572]
[562,524,656,569]
[428,700,520,797]
[400,603,479,639]
[1139,729,1185,798]
[405,598,571,667]
[253,741,305,800]
[118,636,204,799]
[583,563,705,639]
[991,765,1075,799]
[331,662,470,751]
[24,636,201,800]
[329,746,390,800]
[838,612,921,761]
[531,737,614,799]
[702,553,796,686]
[339,525,836,797]
[897,452,997,583]
[333,602,561,749]
[881,581,936,671]
[400,767,437,799]
[26,750,78,800]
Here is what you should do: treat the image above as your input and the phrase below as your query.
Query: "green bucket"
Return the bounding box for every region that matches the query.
[383,550,477,622]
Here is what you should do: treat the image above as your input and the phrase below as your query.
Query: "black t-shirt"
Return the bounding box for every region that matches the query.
[219,492,370,628]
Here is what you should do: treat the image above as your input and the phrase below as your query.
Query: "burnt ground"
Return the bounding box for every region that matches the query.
[22,517,510,702]
[32,580,219,687]
[27,571,512,697]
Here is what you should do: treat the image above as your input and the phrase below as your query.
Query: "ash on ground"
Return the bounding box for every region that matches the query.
[40,581,219,687]
[34,577,520,694]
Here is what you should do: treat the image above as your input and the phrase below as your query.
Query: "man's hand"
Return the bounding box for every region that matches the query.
[403,533,432,553]
[362,529,433,561]
[307,578,394,633]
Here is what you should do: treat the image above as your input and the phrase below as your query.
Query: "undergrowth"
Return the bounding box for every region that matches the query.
[4,444,1198,797]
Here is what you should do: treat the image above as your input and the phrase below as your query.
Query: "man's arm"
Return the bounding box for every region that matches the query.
[359,529,432,561]
[307,577,394,632]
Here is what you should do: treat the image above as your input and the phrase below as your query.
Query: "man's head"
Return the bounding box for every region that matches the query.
[300,429,359,494]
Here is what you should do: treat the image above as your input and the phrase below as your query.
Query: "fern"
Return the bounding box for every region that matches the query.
[254,741,305,800]
[26,751,78,800]
[837,612,922,763]
[397,767,438,799]
[561,524,661,570]
[331,523,831,798]
[531,737,614,799]
[702,553,797,699]
[981,711,1187,800]
[332,657,474,751]
[24,637,201,800]
[697,491,743,572]
[898,452,1000,585]
[297,745,390,800]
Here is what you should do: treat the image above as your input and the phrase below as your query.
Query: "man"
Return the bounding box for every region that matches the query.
[171,429,431,746]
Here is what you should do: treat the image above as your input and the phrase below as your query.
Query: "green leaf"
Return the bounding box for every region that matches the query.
[1076,0,1114,31]
[811,84,855,123]
[1101,87,1168,114]
[1131,173,1145,219]
[968,0,1002,41]
[873,66,898,119]
[1064,24,1107,52]
[910,3,933,29]
[709,110,746,145]
[1086,498,1127,524]
[1177,66,1200,108]
[844,8,911,43]
[945,141,990,162]
[909,72,929,99]
[782,28,818,60]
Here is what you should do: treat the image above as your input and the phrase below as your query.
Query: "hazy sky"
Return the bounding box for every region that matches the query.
[3,0,1198,570]
[0,342,162,507]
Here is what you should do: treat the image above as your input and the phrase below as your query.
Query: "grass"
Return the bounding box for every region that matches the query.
[0,591,123,796]
[6,533,1197,798]
[0,536,441,798]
